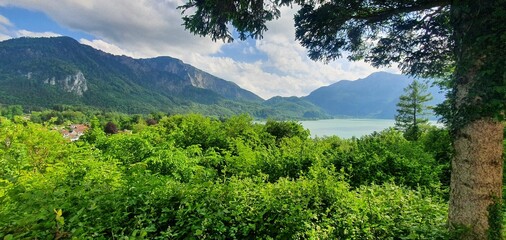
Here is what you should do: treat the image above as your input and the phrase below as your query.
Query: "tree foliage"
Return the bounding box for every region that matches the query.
[395,80,433,140]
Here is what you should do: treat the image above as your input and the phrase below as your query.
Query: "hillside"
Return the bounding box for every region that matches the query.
[0,37,266,115]
[261,96,329,119]
[304,72,445,119]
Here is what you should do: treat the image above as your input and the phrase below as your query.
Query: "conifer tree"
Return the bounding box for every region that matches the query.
[395,80,433,141]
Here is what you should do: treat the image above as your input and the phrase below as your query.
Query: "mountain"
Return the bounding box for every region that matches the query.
[0,37,445,120]
[304,72,445,119]
[0,36,265,115]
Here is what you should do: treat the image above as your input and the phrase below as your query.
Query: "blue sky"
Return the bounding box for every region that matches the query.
[0,1,398,99]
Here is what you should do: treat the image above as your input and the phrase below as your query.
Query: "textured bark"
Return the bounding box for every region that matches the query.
[449,119,503,239]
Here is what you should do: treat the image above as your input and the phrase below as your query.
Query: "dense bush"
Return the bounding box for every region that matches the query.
[322,129,443,189]
[0,115,458,239]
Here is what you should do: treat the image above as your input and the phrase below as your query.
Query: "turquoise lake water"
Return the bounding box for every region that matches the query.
[300,119,442,139]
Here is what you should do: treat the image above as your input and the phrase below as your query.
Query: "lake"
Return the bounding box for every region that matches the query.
[300,119,442,139]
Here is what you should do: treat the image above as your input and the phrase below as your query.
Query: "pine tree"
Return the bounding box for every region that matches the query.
[395,80,433,141]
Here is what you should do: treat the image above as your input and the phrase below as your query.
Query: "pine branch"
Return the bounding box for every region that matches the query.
[353,0,451,24]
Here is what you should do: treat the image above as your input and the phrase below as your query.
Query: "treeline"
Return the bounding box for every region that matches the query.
[0,104,328,132]
[0,104,167,129]
[0,92,329,122]
[0,113,503,239]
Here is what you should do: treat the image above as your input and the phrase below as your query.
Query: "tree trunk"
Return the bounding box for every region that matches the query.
[449,119,503,239]
[449,0,505,238]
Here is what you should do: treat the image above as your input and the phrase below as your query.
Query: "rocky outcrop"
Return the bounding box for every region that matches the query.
[142,57,263,102]
[62,71,88,96]
[43,71,88,96]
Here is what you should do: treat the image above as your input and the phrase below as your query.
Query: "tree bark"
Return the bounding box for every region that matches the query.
[449,0,504,238]
[449,119,503,239]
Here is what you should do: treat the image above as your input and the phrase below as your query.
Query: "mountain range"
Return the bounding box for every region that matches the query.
[0,37,445,119]
[304,72,445,118]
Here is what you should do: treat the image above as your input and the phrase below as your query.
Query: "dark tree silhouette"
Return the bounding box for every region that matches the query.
[146,118,158,126]
[104,121,118,134]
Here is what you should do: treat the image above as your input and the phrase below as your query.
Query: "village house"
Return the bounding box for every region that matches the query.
[60,124,89,141]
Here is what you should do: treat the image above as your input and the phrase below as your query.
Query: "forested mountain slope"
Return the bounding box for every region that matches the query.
[0,37,263,114]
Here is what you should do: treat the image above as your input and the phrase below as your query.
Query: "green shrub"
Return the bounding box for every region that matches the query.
[0,115,453,239]
[100,133,153,165]
[264,120,310,143]
[324,129,443,189]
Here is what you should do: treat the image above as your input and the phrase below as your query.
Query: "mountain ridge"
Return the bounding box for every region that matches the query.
[304,71,445,119]
[0,36,445,120]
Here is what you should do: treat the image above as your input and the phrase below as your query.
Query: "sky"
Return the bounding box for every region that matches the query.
[0,0,399,99]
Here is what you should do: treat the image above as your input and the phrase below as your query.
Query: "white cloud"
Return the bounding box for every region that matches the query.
[0,14,12,34]
[80,38,135,57]
[187,54,295,99]
[16,29,61,38]
[0,33,10,41]
[0,0,223,59]
[0,14,12,26]
[242,46,256,55]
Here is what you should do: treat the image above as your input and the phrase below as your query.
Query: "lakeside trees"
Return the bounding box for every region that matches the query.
[179,0,506,238]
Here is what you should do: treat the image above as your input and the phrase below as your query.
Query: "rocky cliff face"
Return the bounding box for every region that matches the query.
[140,57,263,102]
[62,71,88,96]
[42,71,88,96]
